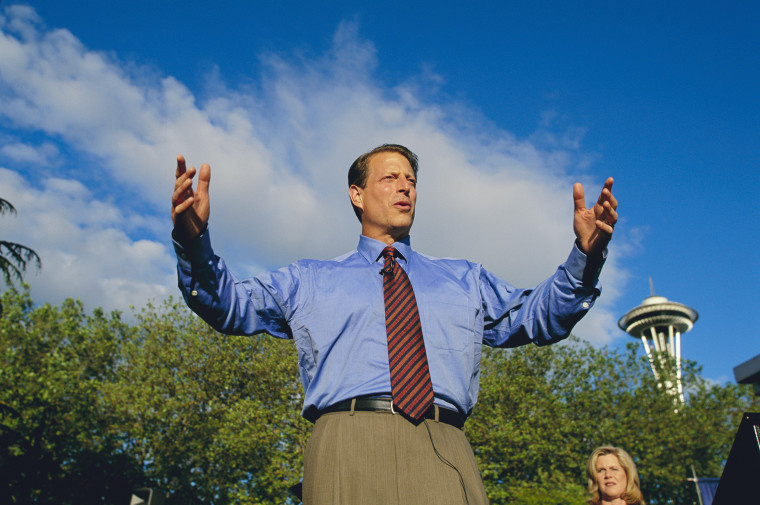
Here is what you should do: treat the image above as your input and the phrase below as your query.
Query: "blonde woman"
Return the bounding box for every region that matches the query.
[586,446,645,505]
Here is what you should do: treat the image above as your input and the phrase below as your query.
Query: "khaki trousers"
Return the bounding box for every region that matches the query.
[302,409,489,505]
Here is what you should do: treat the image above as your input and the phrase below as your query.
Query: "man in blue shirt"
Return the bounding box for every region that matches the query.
[171,144,617,505]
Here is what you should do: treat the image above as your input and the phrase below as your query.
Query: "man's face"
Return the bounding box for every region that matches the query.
[349,151,417,244]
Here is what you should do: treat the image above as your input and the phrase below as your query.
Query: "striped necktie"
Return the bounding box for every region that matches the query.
[381,246,434,421]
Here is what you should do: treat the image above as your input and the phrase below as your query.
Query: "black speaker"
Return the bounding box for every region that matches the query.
[712,412,760,504]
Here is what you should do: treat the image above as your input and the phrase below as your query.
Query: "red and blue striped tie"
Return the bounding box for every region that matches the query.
[381,246,434,421]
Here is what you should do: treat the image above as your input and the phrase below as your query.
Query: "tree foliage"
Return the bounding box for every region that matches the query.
[0,287,140,504]
[0,288,756,504]
[102,298,309,504]
[0,198,42,287]
[0,289,309,504]
[468,340,758,505]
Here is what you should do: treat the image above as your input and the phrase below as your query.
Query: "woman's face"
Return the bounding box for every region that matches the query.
[595,454,627,501]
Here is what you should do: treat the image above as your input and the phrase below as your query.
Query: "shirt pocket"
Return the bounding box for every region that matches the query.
[418,296,476,352]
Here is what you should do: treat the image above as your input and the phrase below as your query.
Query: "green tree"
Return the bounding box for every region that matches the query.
[467,338,758,505]
[1,289,755,505]
[0,198,41,287]
[0,287,142,504]
[102,298,310,504]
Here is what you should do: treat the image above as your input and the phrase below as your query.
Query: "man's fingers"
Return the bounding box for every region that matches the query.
[604,201,618,222]
[173,195,194,216]
[606,188,618,211]
[595,219,615,236]
[175,154,187,205]
[196,163,211,196]
[174,163,196,205]
[596,177,615,204]
[173,177,194,205]
[597,202,618,230]
[171,179,194,225]
[573,182,586,211]
[176,154,187,178]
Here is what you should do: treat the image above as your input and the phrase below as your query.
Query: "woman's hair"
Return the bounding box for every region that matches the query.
[586,446,645,505]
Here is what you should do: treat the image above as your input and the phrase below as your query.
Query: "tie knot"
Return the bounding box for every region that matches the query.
[380,246,398,276]
[382,246,398,259]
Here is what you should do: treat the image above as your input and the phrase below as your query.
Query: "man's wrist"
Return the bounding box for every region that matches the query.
[172,223,207,245]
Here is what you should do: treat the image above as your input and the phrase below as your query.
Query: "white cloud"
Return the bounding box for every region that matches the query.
[0,6,632,342]
[0,140,59,164]
[0,168,173,315]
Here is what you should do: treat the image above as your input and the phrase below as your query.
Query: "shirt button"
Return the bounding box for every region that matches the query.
[582,302,590,309]
[191,290,198,297]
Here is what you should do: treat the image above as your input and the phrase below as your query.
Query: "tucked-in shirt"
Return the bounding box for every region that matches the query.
[174,231,603,417]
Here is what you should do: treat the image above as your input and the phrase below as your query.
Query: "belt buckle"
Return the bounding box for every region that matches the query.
[389,399,396,415]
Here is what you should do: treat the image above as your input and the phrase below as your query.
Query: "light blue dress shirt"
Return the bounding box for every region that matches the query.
[174,231,603,417]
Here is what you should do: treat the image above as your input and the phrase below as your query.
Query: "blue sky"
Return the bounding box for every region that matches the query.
[1,1,758,385]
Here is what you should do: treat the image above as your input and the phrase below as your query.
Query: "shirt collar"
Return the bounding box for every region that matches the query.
[357,234,413,264]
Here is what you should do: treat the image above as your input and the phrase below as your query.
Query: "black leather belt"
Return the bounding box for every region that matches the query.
[314,398,467,429]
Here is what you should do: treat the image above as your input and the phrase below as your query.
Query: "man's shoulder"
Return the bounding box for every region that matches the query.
[411,249,480,271]
[291,249,362,268]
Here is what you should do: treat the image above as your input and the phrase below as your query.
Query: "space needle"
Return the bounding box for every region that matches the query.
[618,282,699,403]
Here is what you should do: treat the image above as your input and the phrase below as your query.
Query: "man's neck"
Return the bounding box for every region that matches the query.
[361,232,409,245]
[361,233,410,245]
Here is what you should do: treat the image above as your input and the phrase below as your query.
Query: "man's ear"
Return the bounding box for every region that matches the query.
[349,185,363,210]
